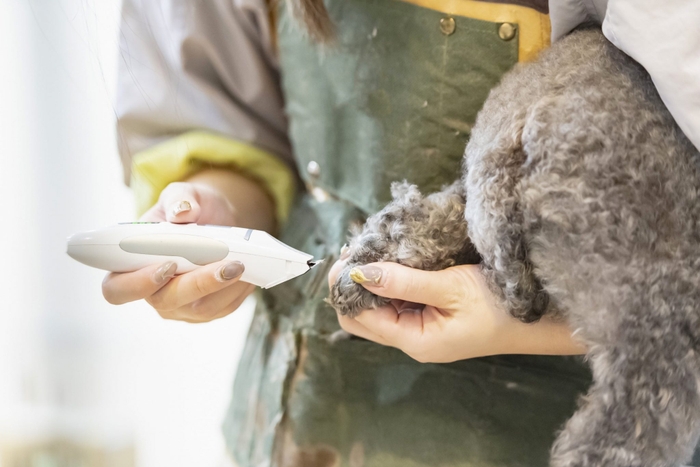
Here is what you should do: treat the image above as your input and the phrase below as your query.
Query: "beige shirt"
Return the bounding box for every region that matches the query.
[116,0,293,184]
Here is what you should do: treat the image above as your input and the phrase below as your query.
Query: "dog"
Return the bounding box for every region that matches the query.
[329,29,700,467]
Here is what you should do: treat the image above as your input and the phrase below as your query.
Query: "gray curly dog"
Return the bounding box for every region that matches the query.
[329,29,700,467]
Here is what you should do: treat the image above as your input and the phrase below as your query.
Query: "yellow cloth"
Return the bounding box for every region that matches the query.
[131,131,296,224]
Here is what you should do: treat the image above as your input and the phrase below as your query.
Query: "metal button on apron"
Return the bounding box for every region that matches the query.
[498,22,516,41]
[305,160,331,201]
[310,186,331,202]
[439,17,456,36]
[307,160,321,177]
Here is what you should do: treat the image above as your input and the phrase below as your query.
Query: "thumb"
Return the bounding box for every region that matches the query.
[349,262,471,308]
[159,182,203,224]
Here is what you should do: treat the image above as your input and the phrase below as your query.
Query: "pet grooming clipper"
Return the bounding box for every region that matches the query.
[66,222,321,288]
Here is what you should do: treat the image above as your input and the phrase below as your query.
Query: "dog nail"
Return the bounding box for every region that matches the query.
[340,244,351,260]
[217,261,245,282]
[154,262,177,284]
[349,265,384,286]
[172,200,192,216]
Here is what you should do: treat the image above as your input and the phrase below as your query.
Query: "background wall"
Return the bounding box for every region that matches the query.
[0,1,254,466]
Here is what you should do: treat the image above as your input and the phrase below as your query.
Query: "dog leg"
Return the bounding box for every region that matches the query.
[551,264,700,467]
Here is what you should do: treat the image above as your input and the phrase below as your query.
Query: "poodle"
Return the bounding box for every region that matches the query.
[329,29,700,467]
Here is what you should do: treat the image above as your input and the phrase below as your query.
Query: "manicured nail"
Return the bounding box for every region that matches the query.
[172,200,192,216]
[217,261,245,282]
[340,244,351,260]
[349,265,384,286]
[154,262,177,284]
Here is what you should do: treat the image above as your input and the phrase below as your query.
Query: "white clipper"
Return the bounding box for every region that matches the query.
[67,222,321,289]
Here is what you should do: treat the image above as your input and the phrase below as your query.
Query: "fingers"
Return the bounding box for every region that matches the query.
[349,262,479,308]
[355,305,423,348]
[337,304,445,362]
[162,281,255,322]
[147,260,245,313]
[354,305,448,362]
[104,259,251,323]
[336,309,391,346]
[102,262,177,305]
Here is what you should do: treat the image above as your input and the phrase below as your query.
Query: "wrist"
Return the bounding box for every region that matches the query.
[498,314,587,356]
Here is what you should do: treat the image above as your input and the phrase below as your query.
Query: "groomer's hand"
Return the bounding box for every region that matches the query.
[328,258,586,362]
[101,169,275,323]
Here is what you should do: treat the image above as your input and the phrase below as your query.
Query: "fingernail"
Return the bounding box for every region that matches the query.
[339,244,351,260]
[154,262,177,284]
[399,303,425,314]
[217,261,245,282]
[172,200,192,216]
[349,265,385,286]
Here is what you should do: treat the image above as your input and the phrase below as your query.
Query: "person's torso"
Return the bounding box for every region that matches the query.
[225,2,594,465]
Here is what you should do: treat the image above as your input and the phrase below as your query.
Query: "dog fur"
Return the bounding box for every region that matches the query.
[328,29,700,467]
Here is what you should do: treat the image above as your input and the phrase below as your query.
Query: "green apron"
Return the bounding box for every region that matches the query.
[223,1,594,465]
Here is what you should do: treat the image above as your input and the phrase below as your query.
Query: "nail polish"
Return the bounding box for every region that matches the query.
[349,265,384,285]
[172,200,192,216]
[154,262,177,284]
[218,261,245,282]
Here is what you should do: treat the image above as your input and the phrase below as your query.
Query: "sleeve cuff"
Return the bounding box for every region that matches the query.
[131,131,297,224]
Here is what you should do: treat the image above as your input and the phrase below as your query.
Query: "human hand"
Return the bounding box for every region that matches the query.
[101,169,275,322]
[328,256,586,363]
[138,180,239,226]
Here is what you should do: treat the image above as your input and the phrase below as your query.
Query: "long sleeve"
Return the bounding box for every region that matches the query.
[116,0,297,220]
[549,0,700,153]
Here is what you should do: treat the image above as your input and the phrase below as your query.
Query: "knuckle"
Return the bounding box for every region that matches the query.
[193,273,212,297]
[442,288,464,308]
[443,269,472,304]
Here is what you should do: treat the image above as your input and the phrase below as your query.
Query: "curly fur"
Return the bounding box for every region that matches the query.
[328,29,700,466]
[329,181,480,317]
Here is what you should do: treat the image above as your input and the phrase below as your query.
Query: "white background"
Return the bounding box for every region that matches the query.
[0,1,254,465]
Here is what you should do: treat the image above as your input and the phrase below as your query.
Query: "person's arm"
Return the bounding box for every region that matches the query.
[328,259,586,363]
[102,0,294,321]
[117,0,296,224]
[102,168,275,321]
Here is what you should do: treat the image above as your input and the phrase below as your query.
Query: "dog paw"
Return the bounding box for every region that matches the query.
[328,266,391,317]
[327,181,478,317]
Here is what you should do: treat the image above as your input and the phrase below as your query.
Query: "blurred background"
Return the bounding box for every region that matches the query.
[0,1,255,466]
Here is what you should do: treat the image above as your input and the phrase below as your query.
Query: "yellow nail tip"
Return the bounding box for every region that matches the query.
[349,267,368,283]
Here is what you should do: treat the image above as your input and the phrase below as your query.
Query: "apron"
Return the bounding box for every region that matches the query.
[224,0,595,465]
